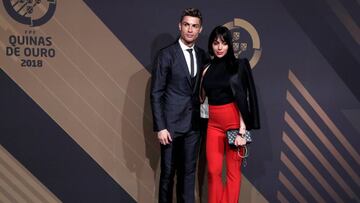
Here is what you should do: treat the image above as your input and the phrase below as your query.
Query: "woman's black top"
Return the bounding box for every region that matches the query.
[203,59,235,105]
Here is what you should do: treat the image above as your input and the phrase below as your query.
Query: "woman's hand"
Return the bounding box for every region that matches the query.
[239,127,246,135]
[239,121,246,135]
[235,135,246,147]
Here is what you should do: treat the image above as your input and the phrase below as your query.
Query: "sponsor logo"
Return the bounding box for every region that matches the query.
[3,0,56,27]
[224,18,262,69]
[3,0,57,68]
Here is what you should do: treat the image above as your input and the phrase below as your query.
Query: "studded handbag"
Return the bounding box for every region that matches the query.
[226,129,252,148]
[226,129,252,163]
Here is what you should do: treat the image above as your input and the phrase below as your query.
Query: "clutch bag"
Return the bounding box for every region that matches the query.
[226,129,252,148]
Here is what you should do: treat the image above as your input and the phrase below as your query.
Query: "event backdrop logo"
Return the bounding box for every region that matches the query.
[3,0,56,27]
[2,0,57,68]
[224,18,262,69]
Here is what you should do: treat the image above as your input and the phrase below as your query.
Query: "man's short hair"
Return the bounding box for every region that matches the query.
[179,8,202,25]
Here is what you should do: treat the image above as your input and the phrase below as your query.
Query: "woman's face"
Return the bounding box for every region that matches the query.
[212,37,228,58]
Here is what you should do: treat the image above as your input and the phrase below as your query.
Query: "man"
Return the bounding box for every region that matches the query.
[150,8,208,203]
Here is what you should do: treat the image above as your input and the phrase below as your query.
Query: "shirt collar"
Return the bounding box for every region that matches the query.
[178,38,195,51]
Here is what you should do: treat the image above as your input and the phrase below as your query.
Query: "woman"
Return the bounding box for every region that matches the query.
[200,26,260,203]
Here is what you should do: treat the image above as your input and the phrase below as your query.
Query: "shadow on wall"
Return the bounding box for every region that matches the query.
[242,84,273,199]
[121,33,175,202]
[145,33,176,73]
[121,67,158,202]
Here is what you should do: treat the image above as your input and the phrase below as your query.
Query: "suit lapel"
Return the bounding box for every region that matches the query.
[175,42,192,85]
[192,46,202,94]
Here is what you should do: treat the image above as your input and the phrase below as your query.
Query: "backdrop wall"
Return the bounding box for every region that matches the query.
[1,0,359,202]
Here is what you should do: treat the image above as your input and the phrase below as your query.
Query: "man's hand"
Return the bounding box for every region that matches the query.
[157,129,172,145]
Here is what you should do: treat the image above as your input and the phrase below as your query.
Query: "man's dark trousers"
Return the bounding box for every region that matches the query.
[158,131,200,203]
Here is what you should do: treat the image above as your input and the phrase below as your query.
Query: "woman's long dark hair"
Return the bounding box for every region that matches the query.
[208,26,237,73]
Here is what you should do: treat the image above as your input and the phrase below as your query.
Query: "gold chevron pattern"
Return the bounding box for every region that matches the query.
[0,146,60,203]
[277,70,360,202]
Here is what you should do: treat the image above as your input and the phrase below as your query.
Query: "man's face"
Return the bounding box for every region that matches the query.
[178,16,202,47]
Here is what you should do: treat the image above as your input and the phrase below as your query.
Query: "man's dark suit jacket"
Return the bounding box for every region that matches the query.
[229,58,260,130]
[151,41,208,136]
